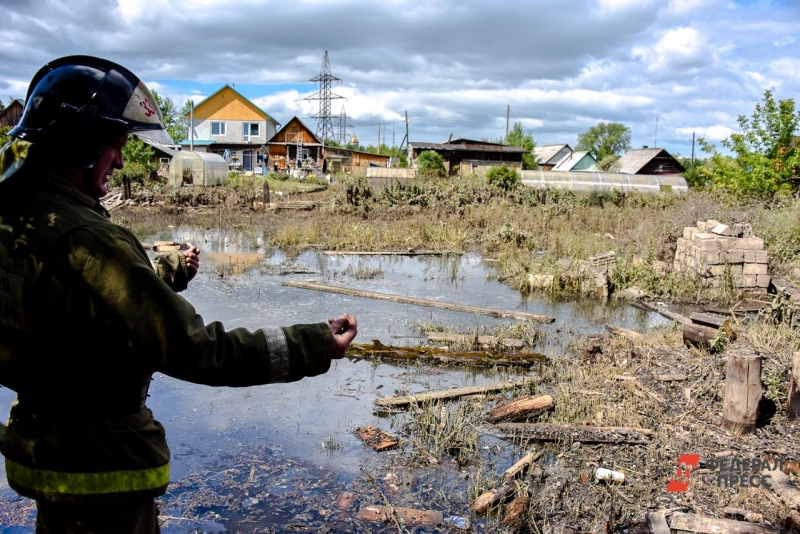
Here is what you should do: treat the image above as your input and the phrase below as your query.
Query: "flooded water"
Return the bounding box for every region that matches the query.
[0,226,669,532]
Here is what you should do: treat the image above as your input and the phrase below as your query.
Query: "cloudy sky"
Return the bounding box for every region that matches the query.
[1,0,798,157]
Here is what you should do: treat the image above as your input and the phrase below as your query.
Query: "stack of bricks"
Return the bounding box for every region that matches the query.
[674,220,769,290]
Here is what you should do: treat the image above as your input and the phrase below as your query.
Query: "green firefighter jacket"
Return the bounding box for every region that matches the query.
[0,169,336,502]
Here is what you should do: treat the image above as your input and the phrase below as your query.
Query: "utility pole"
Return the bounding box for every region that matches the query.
[190,100,194,152]
[505,105,510,143]
[405,111,410,164]
[654,116,662,148]
[304,51,345,142]
[691,131,696,168]
[377,122,381,154]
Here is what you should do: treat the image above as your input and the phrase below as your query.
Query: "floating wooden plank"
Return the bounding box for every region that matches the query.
[427,332,525,349]
[483,422,652,445]
[353,426,400,452]
[647,512,671,534]
[374,378,535,409]
[485,395,554,424]
[604,324,644,340]
[324,250,448,256]
[470,482,516,514]
[356,505,443,527]
[669,512,779,534]
[349,341,546,369]
[634,301,692,325]
[500,450,542,483]
[283,281,555,323]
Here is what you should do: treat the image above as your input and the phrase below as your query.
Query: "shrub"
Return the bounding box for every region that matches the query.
[416,151,446,178]
[486,165,520,191]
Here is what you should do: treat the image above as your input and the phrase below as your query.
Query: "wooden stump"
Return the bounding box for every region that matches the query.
[262,182,270,206]
[788,352,800,420]
[722,349,763,435]
[122,175,131,200]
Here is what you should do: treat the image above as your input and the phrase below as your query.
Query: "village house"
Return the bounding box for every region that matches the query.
[410,138,526,176]
[613,147,685,175]
[181,85,280,172]
[267,117,389,174]
[532,144,573,170]
[0,99,24,128]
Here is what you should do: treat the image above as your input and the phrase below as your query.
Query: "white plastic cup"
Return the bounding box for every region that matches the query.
[595,467,626,483]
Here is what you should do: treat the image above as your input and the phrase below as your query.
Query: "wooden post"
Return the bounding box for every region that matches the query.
[262,182,270,206]
[122,175,131,200]
[787,352,800,420]
[722,349,763,435]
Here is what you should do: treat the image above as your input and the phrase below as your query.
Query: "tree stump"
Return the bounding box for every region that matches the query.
[262,182,270,206]
[122,175,131,200]
[722,349,763,434]
[788,352,800,420]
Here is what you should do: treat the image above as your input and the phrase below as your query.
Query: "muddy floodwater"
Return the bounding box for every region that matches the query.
[0,227,668,533]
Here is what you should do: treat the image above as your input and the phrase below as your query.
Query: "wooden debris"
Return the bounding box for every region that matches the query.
[641,497,661,518]
[353,426,399,452]
[470,482,516,514]
[324,250,448,256]
[658,374,688,382]
[761,467,800,508]
[635,301,692,325]
[690,312,737,340]
[500,451,542,484]
[427,332,525,349]
[705,299,772,316]
[374,378,536,410]
[722,349,763,435]
[270,200,316,210]
[501,494,531,529]
[788,352,800,420]
[337,491,356,510]
[282,281,556,323]
[604,324,644,340]
[356,505,443,527]
[483,422,652,445]
[485,394,554,424]
[683,322,720,349]
[723,508,764,523]
[349,340,546,369]
[668,512,778,534]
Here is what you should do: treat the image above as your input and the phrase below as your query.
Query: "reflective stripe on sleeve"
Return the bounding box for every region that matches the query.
[263,326,290,382]
[5,458,169,495]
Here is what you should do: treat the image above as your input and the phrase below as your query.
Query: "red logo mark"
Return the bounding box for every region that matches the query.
[666,454,700,492]
[140,98,156,117]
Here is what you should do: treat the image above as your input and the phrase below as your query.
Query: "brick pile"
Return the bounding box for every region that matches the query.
[674,220,769,290]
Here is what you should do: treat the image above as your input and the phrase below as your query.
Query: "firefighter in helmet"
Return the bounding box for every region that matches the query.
[0,56,357,532]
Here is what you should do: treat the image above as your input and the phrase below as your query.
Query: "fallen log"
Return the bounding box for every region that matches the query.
[470,482,516,514]
[349,341,546,369]
[668,512,778,534]
[761,468,800,508]
[282,281,556,323]
[482,422,652,445]
[356,505,443,528]
[485,394,554,423]
[604,324,644,340]
[353,426,400,452]
[690,312,737,340]
[427,332,525,350]
[374,378,536,410]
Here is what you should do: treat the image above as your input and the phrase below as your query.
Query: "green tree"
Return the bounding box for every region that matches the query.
[416,150,446,178]
[0,126,11,147]
[175,99,192,143]
[486,164,520,190]
[576,122,631,170]
[701,89,800,196]
[506,121,537,170]
[151,91,185,144]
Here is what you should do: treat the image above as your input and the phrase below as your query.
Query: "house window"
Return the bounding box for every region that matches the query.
[211,122,226,136]
[243,122,259,141]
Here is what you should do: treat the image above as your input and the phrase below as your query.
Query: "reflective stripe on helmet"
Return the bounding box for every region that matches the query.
[263,326,289,382]
[5,458,169,495]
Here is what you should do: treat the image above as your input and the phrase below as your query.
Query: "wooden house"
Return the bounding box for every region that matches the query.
[613,147,685,175]
[267,117,389,173]
[410,138,526,176]
[533,144,573,170]
[0,99,24,128]
[181,85,280,172]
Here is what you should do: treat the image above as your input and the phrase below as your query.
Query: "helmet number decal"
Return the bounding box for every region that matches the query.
[140,98,156,118]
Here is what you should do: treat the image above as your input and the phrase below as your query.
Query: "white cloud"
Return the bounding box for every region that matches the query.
[677,125,735,140]
[638,27,712,75]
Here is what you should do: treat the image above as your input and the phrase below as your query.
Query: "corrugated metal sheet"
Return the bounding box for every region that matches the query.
[613,148,666,174]
[533,144,570,165]
[520,170,688,194]
[551,151,598,172]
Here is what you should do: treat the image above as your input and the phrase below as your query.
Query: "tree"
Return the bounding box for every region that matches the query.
[416,150,446,178]
[0,126,11,147]
[505,121,537,170]
[151,91,188,144]
[576,122,631,170]
[176,99,192,143]
[701,89,800,196]
[486,164,520,190]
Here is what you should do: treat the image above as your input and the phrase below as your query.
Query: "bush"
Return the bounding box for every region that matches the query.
[416,151,446,178]
[486,165,520,191]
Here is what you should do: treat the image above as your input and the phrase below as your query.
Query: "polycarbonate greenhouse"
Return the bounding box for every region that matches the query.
[519,170,688,194]
[168,151,228,186]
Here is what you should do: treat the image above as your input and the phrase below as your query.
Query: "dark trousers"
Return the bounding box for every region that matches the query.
[35,499,159,534]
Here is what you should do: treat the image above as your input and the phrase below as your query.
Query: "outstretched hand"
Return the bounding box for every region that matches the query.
[328,313,358,359]
[184,246,201,281]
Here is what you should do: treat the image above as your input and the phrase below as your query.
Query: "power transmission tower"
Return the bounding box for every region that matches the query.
[337,106,348,146]
[304,51,344,142]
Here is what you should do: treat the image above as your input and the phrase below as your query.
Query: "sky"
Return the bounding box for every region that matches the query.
[1,0,799,158]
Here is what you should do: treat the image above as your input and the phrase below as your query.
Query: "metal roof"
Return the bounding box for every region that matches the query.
[410,142,527,153]
[136,135,180,157]
[179,139,215,146]
[613,148,671,174]
[551,151,596,172]
[532,144,571,165]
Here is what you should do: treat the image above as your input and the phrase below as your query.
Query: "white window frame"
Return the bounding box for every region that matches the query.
[211,122,226,136]
[243,122,260,141]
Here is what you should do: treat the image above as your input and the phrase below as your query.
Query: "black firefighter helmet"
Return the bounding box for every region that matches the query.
[9,55,172,169]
